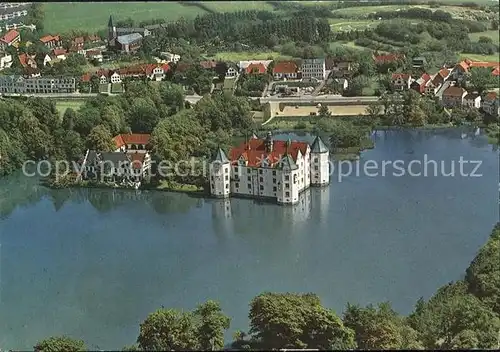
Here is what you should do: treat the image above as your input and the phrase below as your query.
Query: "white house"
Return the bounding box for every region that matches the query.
[225,64,238,78]
[43,54,52,66]
[391,73,411,90]
[110,72,121,83]
[160,51,180,63]
[0,53,12,70]
[99,74,108,84]
[209,133,330,205]
[463,92,481,109]
[301,58,326,81]
[113,133,150,153]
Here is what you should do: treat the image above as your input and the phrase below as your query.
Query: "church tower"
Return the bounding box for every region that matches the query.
[310,136,330,186]
[108,15,117,46]
[209,148,231,198]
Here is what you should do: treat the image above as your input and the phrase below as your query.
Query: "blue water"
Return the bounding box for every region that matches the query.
[0,129,498,350]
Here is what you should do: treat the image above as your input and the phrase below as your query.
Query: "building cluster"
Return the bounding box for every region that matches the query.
[209,133,330,205]
[0,2,29,22]
[390,58,500,117]
[0,75,76,93]
[81,62,171,86]
[79,133,152,186]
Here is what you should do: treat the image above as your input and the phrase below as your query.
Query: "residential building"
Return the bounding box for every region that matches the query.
[452,59,500,81]
[410,73,431,94]
[86,34,101,43]
[463,92,481,109]
[160,52,181,63]
[110,71,121,84]
[432,68,451,87]
[441,86,467,108]
[301,58,326,81]
[482,92,499,117]
[0,52,12,70]
[245,62,266,75]
[373,52,405,65]
[72,36,85,50]
[113,133,150,153]
[273,61,300,80]
[0,75,76,94]
[0,29,20,49]
[412,56,427,68]
[17,53,37,69]
[80,149,151,183]
[239,60,272,73]
[39,34,61,49]
[331,78,348,93]
[208,133,330,205]
[225,63,238,78]
[43,54,52,66]
[52,48,67,60]
[424,74,441,95]
[391,73,411,91]
[326,57,357,78]
[85,49,103,62]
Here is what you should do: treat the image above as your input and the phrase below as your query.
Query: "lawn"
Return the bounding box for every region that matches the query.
[468,30,500,44]
[459,53,500,62]
[331,5,411,16]
[55,100,85,115]
[42,2,207,34]
[199,1,275,12]
[206,51,292,62]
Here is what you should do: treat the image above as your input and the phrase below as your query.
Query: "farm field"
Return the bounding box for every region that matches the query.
[43,2,207,34]
[468,30,500,44]
[55,100,85,115]
[459,53,500,62]
[198,1,275,12]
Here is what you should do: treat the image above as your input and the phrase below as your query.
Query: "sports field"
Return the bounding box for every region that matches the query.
[55,100,85,116]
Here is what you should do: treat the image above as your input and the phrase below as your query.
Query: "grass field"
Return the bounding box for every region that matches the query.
[468,30,500,44]
[329,19,378,32]
[206,51,292,61]
[331,5,413,16]
[459,53,500,62]
[43,2,207,34]
[199,1,275,12]
[55,100,85,115]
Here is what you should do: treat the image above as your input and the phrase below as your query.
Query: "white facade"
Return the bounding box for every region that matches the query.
[209,135,329,205]
[482,94,500,117]
[110,72,121,83]
[301,58,326,81]
[463,94,481,109]
[226,66,238,78]
[0,54,12,70]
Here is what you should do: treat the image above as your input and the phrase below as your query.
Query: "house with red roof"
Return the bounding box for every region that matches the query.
[273,61,300,80]
[452,59,500,81]
[39,34,61,49]
[0,29,20,49]
[481,91,499,117]
[208,133,330,205]
[18,53,37,69]
[442,85,467,108]
[113,133,151,153]
[391,73,411,91]
[52,48,67,60]
[372,52,405,65]
[410,73,431,94]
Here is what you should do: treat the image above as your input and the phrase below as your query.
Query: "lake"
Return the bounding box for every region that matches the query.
[0,128,498,350]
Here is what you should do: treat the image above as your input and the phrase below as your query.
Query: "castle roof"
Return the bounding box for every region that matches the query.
[311,136,328,153]
[213,148,229,164]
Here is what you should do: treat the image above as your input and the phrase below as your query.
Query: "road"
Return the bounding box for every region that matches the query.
[1,92,379,105]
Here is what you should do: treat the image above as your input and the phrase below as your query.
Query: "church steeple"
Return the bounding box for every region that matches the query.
[108,15,113,29]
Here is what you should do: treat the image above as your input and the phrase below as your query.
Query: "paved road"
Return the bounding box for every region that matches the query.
[260,95,379,104]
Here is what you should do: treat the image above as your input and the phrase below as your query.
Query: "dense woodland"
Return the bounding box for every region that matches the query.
[31,223,500,351]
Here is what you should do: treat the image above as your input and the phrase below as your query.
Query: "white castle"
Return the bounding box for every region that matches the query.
[209,133,330,205]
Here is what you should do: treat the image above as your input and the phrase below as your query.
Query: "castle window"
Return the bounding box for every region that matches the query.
[225,168,228,174]
[293,175,297,184]
[260,185,264,191]
[247,176,251,181]
[259,169,263,175]
[234,166,238,173]
[273,186,277,191]
[285,183,289,189]
[285,191,290,197]
[225,175,228,181]
[314,157,318,163]
[259,177,263,182]
[225,184,229,189]
[248,183,251,189]
[235,182,239,188]
[285,175,289,181]
[272,171,276,176]
[314,166,319,171]
[273,178,276,184]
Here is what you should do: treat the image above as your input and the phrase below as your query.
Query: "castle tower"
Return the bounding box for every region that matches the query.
[265,131,273,153]
[310,135,330,186]
[211,198,233,236]
[276,154,300,205]
[209,148,231,198]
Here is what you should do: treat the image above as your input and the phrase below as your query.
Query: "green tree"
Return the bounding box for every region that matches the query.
[159,82,185,115]
[318,104,331,119]
[85,124,115,151]
[128,97,159,133]
[469,67,496,93]
[248,292,356,350]
[34,336,85,352]
[137,309,200,350]
[193,300,231,350]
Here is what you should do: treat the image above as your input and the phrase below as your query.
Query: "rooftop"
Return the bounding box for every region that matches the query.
[116,33,143,45]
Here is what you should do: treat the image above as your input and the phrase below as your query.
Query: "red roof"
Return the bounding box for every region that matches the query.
[52,48,67,56]
[40,34,60,43]
[246,62,266,74]
[86,49,102,56]
[86,34,101,42]
[484,92,498,101]
[113,134,151,149]
[443,86,466,97]
[1,29,19,44]
[200,60,217,69]
[492,67,500,76]
[391,73,410,80]
[81,72,91,82]
[128,152,146,169]
[229,139,309,168]
[273,61,298,74]
[469,61,499,68]
[421,73,431,81]
[73,36,84,45]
